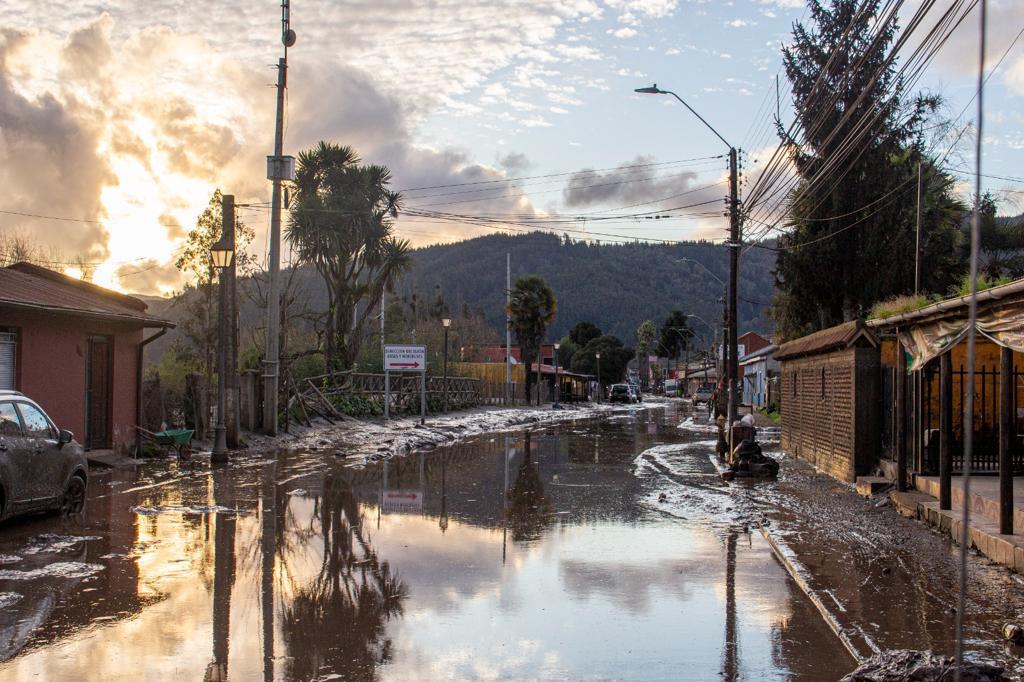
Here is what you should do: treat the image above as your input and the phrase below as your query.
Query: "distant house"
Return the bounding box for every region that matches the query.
[775,320,879,482]
[738,331,771,359]
[0,263,174,450]
[741,344,779,408]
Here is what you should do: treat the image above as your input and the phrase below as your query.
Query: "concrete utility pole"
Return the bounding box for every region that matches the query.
[914,160,923,296]
[727,147,740,425]
[506,252,512,404]
[263,1,296,436]
[636,84,740,429]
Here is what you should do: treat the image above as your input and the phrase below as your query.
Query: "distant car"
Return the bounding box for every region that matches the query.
[693,383,715,405]
[664,379,679,396]
[0,391,88,522]
[609,384,633,403]
[629,385,643,403]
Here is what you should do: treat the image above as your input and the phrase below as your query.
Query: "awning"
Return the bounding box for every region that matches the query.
[898,301,1024,371]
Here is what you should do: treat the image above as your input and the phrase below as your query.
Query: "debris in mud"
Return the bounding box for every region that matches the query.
[0,592,22,608]
[0,554,21,565]
[840,650,1005,681]
[21,535,101,555]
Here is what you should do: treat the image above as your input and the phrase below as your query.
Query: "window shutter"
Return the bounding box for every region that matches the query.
[0,332,15,391]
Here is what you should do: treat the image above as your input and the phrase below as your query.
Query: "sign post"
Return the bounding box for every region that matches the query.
[384,345,427,422]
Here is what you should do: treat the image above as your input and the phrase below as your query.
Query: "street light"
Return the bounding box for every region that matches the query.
[553,342,561,408]
[211,196,235,464]
[595,351,602,403]
[442,318,451,411]
[637,83,740,432]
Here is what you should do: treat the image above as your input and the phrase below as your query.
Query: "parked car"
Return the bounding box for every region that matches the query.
[693,383,715,405]
[0,391,88,521]
[609,384,633,403]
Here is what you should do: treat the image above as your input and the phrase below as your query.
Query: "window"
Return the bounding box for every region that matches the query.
[792,371,797,398]
[0,402,21,437]
[821,367,826,399]
[16,403,55,440]
[0,329,15,391]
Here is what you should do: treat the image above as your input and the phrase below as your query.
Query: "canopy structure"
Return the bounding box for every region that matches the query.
[868,279,1024,372]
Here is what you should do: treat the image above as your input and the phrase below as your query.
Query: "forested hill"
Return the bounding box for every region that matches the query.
[398,232,776,342]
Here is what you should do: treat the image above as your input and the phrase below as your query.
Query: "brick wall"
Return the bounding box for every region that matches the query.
[780,346,878,482]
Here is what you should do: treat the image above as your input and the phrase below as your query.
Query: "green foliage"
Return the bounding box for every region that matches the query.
[570,335,634,386]
[568,321,602,347]
[867,294,935,320]
[508,274,557,402]
[398,232,776,342]
[770,1,966,340]
[556,336,578,367]
[950,272,1012,298]
[657,310,693,359]
[330,394,384,418]
[286,142,412,372]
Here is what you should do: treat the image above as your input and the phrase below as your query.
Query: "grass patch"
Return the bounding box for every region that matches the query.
[950,272,1012,298]
[868,294,934,320]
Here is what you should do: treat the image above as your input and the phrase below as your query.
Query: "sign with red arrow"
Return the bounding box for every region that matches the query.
[384,344,427,372]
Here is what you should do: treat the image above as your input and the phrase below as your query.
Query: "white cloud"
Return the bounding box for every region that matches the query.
[726,19,755,28]
[665,47,681,55]
[609,27,638,39]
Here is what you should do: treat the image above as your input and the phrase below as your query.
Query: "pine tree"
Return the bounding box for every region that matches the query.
[771,0,964,339]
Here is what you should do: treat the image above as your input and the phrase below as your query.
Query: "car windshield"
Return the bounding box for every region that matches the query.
[612,386,628,393]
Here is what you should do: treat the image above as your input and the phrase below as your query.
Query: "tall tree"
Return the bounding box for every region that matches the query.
[770,1,964,339]
[658,310,692,361]
[568,321,602,348]
[507,275,557,405]
[636,319,656,390]
[571,335,634,388]
[174,189,255,386]
[286,142,412,371]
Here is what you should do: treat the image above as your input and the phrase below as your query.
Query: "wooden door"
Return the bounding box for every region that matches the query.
[86,336,113,450]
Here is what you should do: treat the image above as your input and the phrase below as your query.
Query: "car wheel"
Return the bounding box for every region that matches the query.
[61,476,87,516]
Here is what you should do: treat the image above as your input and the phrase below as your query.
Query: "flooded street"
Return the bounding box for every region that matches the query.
[0,403,854,680]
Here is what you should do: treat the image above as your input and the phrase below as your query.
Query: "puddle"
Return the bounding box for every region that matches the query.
[0,562,104,580]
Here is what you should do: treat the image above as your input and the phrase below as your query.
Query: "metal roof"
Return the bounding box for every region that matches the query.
[0,262,173,327]
[773,320,876,361]
[866,277,1024,329]
[740,344,778,365]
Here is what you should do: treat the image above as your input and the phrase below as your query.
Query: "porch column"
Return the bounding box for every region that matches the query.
[1000,345,1013,535]
[896,335,908,492]
[940,351,953,510]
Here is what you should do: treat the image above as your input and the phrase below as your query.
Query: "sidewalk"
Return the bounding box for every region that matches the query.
[889,475,1024,573]
[739,453,1024,674]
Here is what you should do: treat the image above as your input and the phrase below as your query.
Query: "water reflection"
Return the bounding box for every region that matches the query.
[0,406,853,680]
[282,473,407,681]
[505,431,552,542]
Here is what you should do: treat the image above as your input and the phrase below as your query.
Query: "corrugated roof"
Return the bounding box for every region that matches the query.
[0,262,173,327]
[773,320,875,361]
[740,344,778,365]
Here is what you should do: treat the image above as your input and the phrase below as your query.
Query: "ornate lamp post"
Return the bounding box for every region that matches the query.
[553,342,561,407]
[210,201,234,463]
[442,318,451,411]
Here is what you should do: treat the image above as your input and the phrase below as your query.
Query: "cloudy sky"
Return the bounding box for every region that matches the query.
[1,0,1022,294]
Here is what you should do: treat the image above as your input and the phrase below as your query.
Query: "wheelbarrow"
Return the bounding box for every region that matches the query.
[136,426,194,458]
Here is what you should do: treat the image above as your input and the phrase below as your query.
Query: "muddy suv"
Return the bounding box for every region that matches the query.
[0,391,88,521]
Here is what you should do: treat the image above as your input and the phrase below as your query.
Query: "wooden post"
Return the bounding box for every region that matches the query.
[896,336,908,492]
[940,351,953,510]
[1000,345,1013,534]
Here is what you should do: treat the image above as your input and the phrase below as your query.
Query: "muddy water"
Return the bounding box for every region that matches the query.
[0,403,852,680]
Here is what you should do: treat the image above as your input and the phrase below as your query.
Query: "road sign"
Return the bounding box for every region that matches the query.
[384,345,426,372]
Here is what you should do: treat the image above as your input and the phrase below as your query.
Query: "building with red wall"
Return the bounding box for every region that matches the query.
[0,263,173,450]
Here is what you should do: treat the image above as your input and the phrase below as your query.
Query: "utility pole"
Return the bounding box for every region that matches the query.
[263,1,296,436]
[914,160,923,296]
[727,147,740,427]
[506,252,512,405]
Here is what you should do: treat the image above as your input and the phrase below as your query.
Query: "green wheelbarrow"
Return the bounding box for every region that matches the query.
[136,426,195,458]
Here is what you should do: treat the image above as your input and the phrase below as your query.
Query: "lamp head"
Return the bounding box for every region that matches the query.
[442,318,451,328]
[210,234,234,270]
[634,84,663,94]
[595,352,601,359]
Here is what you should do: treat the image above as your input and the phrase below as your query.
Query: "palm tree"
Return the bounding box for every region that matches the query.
[286,142,412,371]
[507,275,557,405]
[636,319,656,391]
